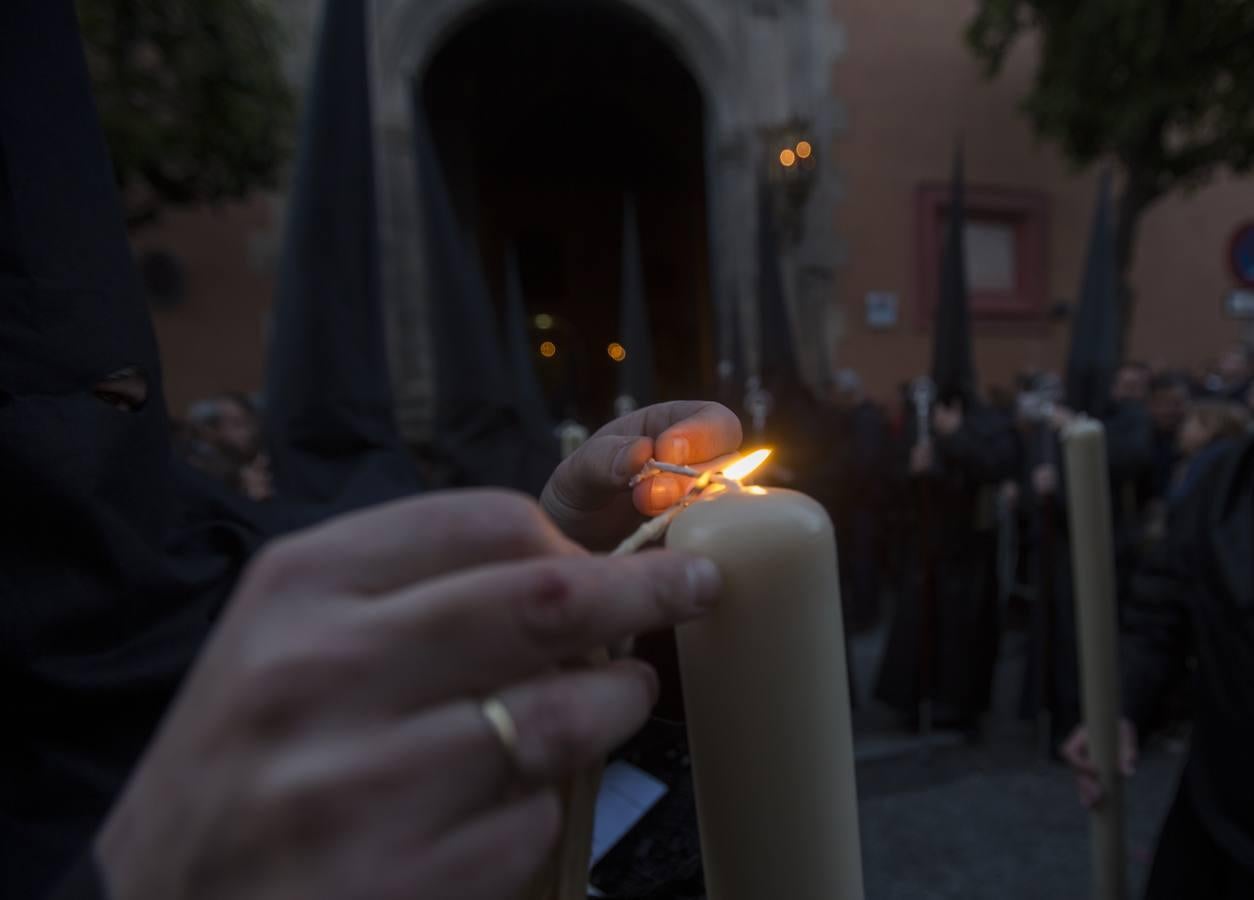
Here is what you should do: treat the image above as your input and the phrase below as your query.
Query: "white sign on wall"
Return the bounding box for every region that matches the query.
[865,291,900,330]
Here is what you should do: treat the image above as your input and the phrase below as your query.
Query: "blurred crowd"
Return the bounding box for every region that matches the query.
[719,342,1254,744]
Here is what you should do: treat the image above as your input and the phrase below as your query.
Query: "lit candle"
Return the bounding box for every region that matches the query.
[666,476,864,900]
[1061,419,1125,900]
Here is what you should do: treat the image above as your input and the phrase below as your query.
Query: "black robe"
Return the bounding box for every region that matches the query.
[1017,401,1155,745]
[874,404,1018,725]
[1123,436,1254,893]
[1,2,422,895]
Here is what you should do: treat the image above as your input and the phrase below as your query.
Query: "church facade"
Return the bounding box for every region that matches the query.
[146,0,1254,427]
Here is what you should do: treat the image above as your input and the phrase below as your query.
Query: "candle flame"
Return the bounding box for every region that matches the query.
[721,448,772,483]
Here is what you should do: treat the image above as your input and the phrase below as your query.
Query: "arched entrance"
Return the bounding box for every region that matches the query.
[421,1,713,421]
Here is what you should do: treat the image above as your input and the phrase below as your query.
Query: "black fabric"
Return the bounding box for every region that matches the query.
[416,102,530,489]
[875,405,1018,724]
[756,183,799,387]
[1123,437,1254,872]
[617,195,655,409]
[1065,172,1120,417]
[501,245,560,495]
[816,400,889,631]
[1144,781,1254,900]
[931,149,976,406]
[48,853,108,900]
[1015,403,1155,744]
[0,4,264,896]
[263,0,421,516]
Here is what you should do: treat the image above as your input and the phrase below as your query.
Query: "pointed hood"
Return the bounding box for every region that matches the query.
[931,148,977,405]
[0,3,163,406]
[414,104,527,486]
[0,4,259,893]
[1065,172,1120,417]
[504,244,559,489]
[616,194,655,410]
[757,183,800,388]
[264,0,420,511]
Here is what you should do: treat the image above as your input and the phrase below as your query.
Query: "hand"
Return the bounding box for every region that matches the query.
[909,442,934,475]
[932,403,963,437]
[96,490,722,900]
[1032,463,1059,497]
[1050,405,1076,432]
[1060,719,1138,809]
[541,401,743,549]
[239,454,274,502]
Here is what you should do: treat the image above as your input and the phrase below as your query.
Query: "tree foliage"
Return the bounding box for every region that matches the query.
[967,0,1254,335]
[78,0,295,228]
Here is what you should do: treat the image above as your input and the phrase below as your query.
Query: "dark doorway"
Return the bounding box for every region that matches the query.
[423,0,712,424]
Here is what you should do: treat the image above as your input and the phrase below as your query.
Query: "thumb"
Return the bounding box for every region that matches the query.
[544,435,653,515]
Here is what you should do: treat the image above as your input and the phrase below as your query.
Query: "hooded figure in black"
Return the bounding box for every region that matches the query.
[1113,436,1254,898]
[1019,174,1154,747]
[262,0,422,517]
[1,2,424,895]
[874,150,1017,730]
[0,3,267,895]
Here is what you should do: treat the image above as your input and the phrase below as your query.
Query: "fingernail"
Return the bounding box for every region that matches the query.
[661,436,689,463]
[650,477,681,507]
[613,441,639,481]
[631,660,660,699]
[686,558,722,608]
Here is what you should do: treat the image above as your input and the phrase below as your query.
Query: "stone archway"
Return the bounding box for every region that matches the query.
[365,0,841,439]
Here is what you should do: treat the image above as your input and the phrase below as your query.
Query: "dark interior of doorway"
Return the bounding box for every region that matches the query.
[423,0,713,426]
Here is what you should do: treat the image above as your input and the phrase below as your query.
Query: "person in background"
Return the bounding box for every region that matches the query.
[820,368,888,633]
[875,381,1019,734]
[1203,344,1253,401]
[1169,400,1251,505]
[1147,372,1193,502]
[1062,432,1254,899]
[185,393,273,501]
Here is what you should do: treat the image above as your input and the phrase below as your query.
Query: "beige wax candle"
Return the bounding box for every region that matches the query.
[1062,419,1126,900]
[666,487,864,900]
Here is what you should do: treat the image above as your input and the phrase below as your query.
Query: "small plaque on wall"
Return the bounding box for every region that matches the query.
[1223,288,1254,319]
[865,291,899,329]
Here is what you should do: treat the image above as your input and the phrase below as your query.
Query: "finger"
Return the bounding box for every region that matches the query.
[498,660,659,781]
[246,489,578,597]
[542,433,653,517]
[648,402,743,466]
[357,550,721,709]
[632,473,691,517]
[406,790,562,900]
[1060,740,1098,779]
[1077,775,1103,809]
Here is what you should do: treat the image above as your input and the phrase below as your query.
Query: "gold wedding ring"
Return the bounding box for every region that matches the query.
[480,696,520,769]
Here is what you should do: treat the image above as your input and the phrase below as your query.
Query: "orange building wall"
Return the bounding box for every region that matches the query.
[135,197,276,415]
[831,0,1254,404]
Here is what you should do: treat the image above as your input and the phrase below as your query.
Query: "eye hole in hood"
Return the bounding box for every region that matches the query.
[91,366,148,412]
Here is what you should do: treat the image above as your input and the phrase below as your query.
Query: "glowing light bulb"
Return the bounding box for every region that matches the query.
[795,140,813,159]
[535,313,554,330]
[607,342,627,362]
[539,340,557,358]
[779,148,797,167]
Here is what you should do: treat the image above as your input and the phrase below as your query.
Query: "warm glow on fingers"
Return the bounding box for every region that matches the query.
[722,448,772,482]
